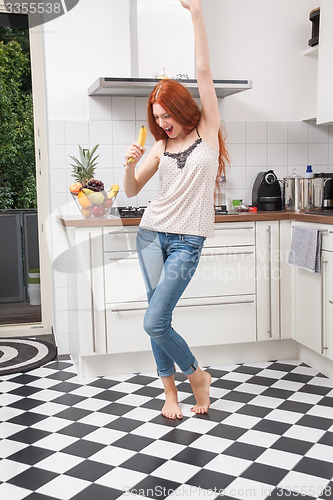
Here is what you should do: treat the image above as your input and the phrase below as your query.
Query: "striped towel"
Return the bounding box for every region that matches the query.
[288,225,321,273]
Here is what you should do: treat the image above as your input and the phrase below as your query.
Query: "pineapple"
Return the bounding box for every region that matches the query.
[69,145,104,192]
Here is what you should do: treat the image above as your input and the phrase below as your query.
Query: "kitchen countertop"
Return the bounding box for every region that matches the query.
[58,210,333,228]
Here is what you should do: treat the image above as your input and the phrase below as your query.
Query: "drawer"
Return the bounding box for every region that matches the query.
[106,304,150,354]
[104,253,146,304]
[103,227,138,252]
[105,294,256,353]
[174,295,256,347]
[183,246,256,298]
[205,222,255,248]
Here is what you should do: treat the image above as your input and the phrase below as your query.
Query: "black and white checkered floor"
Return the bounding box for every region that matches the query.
[0,356,333,500]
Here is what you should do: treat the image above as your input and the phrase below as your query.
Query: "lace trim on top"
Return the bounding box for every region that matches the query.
[164,138,202,169]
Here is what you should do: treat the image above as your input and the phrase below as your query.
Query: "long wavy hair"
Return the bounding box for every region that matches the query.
[147,79,229,177]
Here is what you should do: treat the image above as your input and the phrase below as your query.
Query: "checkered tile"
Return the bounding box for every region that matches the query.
[0,357,333,499]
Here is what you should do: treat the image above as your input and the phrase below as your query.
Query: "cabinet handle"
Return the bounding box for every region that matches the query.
[202,250,254,257]
[106,254,137,262]
[214,226,254,231]
[110,299,255,312]
[89,232,96,353]
[321,257,328,353]
[329,300,333,305]
[267,225,272,338]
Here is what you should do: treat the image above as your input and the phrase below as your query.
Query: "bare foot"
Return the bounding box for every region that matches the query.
[188,368,211,414]
[160,374,183,420]
[161,394,183,420]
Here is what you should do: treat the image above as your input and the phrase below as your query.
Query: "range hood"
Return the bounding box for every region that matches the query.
[88,77,252,98]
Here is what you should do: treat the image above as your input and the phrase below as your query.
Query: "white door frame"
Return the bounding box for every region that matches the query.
[0,2,54,337]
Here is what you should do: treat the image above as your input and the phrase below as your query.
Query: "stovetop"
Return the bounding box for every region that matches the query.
[110,206,147,218]
[111,205,229,218]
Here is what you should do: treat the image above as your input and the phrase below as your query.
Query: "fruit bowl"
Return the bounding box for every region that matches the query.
[70,184,119,218]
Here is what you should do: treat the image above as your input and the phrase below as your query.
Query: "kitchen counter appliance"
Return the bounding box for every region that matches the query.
[252,170,282,211]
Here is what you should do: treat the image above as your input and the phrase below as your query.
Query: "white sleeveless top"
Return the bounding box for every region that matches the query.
[140,136,219,238]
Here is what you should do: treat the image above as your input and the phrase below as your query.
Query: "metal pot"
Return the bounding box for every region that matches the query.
[282,170,307,212]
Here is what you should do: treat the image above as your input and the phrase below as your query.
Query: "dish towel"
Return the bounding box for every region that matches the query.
[288,225,322,273]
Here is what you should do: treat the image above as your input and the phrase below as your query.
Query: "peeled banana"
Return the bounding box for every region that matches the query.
[126,126,147,165]
[107,184,119,199]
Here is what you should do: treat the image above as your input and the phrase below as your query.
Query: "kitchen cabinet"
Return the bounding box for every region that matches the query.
[316,0,333,124]
[303,0,333,124]
[291,221,333,356]
[255,221,280,341]
[67,227,107,361]
[63,214,333,377]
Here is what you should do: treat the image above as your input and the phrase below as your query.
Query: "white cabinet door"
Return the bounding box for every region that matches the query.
[256,221,280,341]
[294,265,321,354]
[317,0,333,124]
[73,228,107,356]
[322,250,333,359]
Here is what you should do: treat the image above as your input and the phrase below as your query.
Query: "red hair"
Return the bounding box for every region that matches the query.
[147,79,229,177]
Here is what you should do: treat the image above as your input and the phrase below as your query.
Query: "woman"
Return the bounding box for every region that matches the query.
[124,0,229,419]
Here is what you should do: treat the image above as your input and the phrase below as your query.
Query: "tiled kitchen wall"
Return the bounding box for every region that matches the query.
[48,96,333,354]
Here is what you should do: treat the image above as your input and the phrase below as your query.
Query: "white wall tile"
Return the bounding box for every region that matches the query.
[309,123,329,143]
[329,125,333,143]
[48,145,67,170]
[308,143,329,166]
[112,97,136,120]
[64,121,89,144]
[287,144,308,166]
[288,122,308,144]
[94,145,113,170]
[268,122,287,144]
[138,190,159,206]
[88,96,112,121]
[113,121,136,144]
[89,121,113,145]
[246,122,267,144]
[224,166,246,189]
[225,122,246,144]
[246,144,267,167]
[267,144,288,166]
[329,144,333,167]
[113,144,127,168]
[50,169,67,193]
[55,333,70,355]
[227,144,246,167]
[135,97,149,121]
[48,121,65,145]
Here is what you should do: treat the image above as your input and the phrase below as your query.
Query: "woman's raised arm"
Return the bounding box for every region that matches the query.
[179,0,221,134]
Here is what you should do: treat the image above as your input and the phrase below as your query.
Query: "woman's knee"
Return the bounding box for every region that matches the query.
[143,309,169,338]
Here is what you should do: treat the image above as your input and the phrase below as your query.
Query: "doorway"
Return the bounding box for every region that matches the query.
[0,3,53,337]
[0,12,42,326]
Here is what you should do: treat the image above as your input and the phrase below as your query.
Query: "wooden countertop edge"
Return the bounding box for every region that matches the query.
[58,211,333,228]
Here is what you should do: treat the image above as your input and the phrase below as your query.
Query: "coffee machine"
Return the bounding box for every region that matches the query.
[252,170,283,211]
[323,174,333,208]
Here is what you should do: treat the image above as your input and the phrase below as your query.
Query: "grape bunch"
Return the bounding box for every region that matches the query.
[84,179,105,192]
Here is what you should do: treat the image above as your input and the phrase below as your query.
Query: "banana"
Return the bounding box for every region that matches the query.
[107,184,119,199]
[126,126,147,165]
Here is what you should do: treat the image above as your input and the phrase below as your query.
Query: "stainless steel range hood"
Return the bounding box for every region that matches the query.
[88,77,252,98]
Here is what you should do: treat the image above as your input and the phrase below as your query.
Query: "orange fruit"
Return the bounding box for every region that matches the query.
[78,190,92,208]
[70,182,82,195]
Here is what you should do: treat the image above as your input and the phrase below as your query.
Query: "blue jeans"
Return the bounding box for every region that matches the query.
[136,227,205,378]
